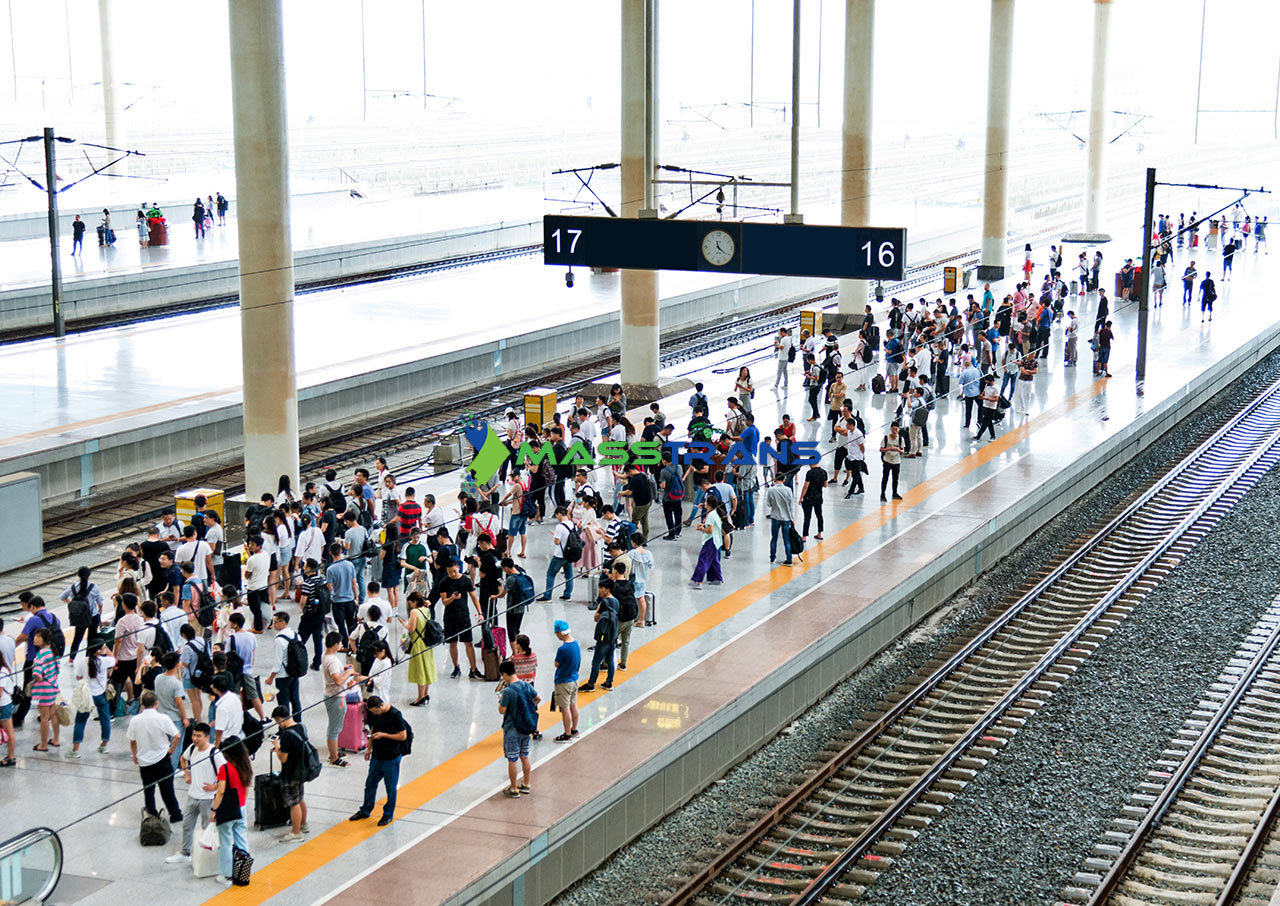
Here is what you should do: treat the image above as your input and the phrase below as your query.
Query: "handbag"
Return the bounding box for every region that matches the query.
[72,679,93,714]
[231,846,254,886]
[56,702,73,727]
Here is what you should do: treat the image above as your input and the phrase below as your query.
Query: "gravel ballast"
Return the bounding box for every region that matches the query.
[550,347,1280,906]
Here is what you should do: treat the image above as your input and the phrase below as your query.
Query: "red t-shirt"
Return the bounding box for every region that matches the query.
[219,762,247,806]
[396,499,423,531]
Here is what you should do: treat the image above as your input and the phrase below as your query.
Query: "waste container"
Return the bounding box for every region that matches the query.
[962,266,975,290]
[175,488,224,531]
[943,266,959,294]
[523,388,557,431]
[799,307,823,341]
[147,217,168,246]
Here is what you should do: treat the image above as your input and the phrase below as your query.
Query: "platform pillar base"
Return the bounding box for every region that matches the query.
[977,265,1006,281]
[586,377,695,409]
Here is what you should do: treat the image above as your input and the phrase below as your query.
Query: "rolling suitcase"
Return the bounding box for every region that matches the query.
[644,592,656,627]
[490,625,509,659]
[338,698,367,753]
[479,625,501,682]
[253,752,290,830]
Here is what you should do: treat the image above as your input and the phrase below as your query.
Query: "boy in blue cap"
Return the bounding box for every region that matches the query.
[552,620,580,742]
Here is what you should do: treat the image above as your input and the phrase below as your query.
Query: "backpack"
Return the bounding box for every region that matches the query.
[399,719,414,756]
[912,405,929,427]
[303,580,330,617]
[665,466,686,501]
[286,725,322,782]
[284,633,309,678]
[509,571,536,611]
[38,611,66,658]
[644,470,659,502]
[594,601,619,643]
[561,525,584,563]
[359,531,378,561]
[519,486,538,518]
[355,623,384,669]
[67,585,93,628]
[418,618,445,647]
[871,374,886,395]
[226,636,245,676]
[187,640,215,692]
[787,344,796,363]
[189,580,215,628]
[510,682,539,735]
[148,619,174,656]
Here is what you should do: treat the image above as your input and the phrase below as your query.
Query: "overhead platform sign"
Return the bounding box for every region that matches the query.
[543,215,907,282]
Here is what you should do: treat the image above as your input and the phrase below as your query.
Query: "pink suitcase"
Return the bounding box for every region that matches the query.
[491,626,509,659]
[338,701,367,753]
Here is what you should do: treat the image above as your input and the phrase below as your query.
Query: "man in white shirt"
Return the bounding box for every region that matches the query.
[537,507,576,602]
[156,509,183,553]
[167,722,225,863]
[266,612,303,721]
[774,326,793,390]
[421,494,447,534]
[175,525,214,585]
[577,409,600,450]
[128,690,183,821]
[210,674,243,746]
[243,534,271,631]
[203,513,226,583]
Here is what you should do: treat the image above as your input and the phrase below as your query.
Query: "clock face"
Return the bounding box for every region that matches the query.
[701,229,735,266]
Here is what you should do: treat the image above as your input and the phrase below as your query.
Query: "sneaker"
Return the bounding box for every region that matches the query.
[892,494,903,500]
[67,749,81,759]
[279,832,304,843]
[559,595,572,601]
[165,854,192,864]
[688,581,701,589]
[782,561,794,566]
[617,663,627,670]
[709,580,723,586]
[503,788,522,798]
[578,683,596,693]
[468,669,483,679]
[300,824,311,834]
[518,784,532,795]
[451,666,461,678]
[377,815,394,827]
[215,877,233,887]
[601,682,613,690]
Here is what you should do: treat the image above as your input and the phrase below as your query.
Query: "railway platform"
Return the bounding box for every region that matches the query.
[3,242,1278,906]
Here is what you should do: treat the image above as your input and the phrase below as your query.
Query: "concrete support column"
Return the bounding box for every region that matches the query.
[620,0,659,391]
[1082,0,1112,239]
[837,0,874,315]
[97,0,126,175]
[977,0,1015,282]
[228,0,298,498]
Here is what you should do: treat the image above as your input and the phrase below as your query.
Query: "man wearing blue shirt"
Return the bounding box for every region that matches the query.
[325,544,358,642]
[552,620,580,742]
[959,362,983,429]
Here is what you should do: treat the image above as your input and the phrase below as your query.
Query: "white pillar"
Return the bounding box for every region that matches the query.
[97,0,126,175]
[1082,0,1112,238]
[229,0,299,498]
[620,0,659,391]
[838,0,874,314]
[978,0,1015,281]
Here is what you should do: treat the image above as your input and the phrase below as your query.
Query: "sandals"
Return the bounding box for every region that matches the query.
[330,757,350,767]
[502,788,521,798]
[0,757,15,767]
[553,734,573,743]
[32,745,49,752]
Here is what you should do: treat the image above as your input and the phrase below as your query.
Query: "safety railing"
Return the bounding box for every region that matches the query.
[0,827,62,906]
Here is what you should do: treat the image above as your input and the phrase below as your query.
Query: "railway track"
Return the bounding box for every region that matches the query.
[1063,597,1280,906]
[660,375,1280,906]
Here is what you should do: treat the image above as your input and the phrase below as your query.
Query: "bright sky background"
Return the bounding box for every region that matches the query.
[3,0,1278,143]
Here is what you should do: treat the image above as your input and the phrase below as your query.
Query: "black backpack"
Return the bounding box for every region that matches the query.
[67,585,93,628]
[418,618,445,647]
[787,344,796,363]
[187,640,215,691]
[38,611,66,658]
[284,633,309,678]
[189,580,215,628]
[226,636,245,676]
[561,526,584,563]
[148,619,174,656]
[286,725,322,782]
[303,580,330,617]
[356,623,382,667]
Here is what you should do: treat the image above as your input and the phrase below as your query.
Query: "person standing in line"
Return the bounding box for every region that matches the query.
[804,354,823,421]
[798,460,828,542]
[1093,289,1110,337]
[136,209,148,247]
[1199,272,1217,323]
[880,424,905,502]
[578,578,619,693]
[348,695,408,826]
[734,366,755,414]
[974,375,1001,442]
[270,706,312,842]
[62,565,103,659]
[242,535,270,632]
[1150,257,1166,307]
[70,637,115,757]
[0,628,17,767]
[1119,258,1134,300]
[607,563,639,671]
[1255,216,1267,254]
[193,199,206,238]
[128,690,184,823]
[342,512,370,608]
[551,621,580,742]
[959,359,982,430]
[1015,353,1038,415]
[1182,261,1198,306]
[71,214,86,256]
[838,415,867,497]
[404,593,437,707]
[154,651,190,770]
[1090,250,1102,291]
[536,507,576,602]
[326,544,358,643]
[211,737,252,887]
[763,473,795,566]
[216,192,229,225]
[773,327,793,391]
[27,626,61,751]
[320,632,354,766]
[1097,321,1115,376]
[688,498,727,588]
[432,559,482,679]
[657,451,684,541]
[1064,311,1079,367]
[267,612,303,721]
[1222,235,1235,280]
[497,660,541,797]
[166,723,223,865]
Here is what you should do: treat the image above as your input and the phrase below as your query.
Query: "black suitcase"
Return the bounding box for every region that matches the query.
[254,761,290,830]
